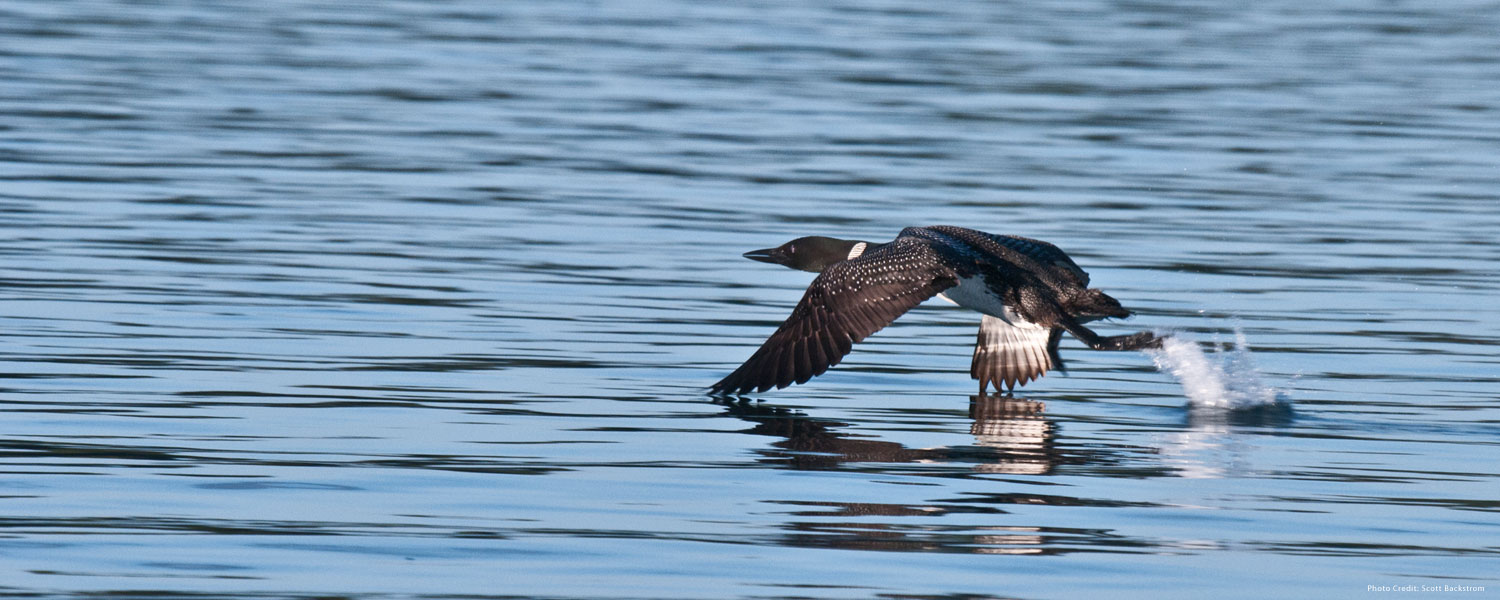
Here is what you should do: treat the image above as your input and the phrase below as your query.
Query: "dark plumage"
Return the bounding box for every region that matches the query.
[711,225,1162,395]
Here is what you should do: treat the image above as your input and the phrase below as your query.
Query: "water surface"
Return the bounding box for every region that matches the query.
[2,1,1499,598]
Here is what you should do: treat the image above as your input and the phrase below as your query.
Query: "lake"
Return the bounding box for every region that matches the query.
[2,1,1498,598]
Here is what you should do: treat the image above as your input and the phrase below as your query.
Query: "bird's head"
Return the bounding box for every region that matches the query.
[742,236,869,273]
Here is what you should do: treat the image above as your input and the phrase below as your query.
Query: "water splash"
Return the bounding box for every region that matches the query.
[1149,329,1287,410]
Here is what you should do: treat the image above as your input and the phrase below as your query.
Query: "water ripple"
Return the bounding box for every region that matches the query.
[3,0,1499,598]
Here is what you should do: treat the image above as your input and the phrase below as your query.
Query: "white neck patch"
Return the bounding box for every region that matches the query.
[846,242,868,260]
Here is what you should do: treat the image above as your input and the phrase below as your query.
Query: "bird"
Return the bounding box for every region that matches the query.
[710,225,1163,395]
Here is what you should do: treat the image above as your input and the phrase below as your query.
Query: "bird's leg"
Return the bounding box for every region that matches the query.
[1060,319,1164,351]
[1098,331,1164,350]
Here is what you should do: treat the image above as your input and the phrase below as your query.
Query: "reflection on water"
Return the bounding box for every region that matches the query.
[725,395,1057,474]
[967,395,1052,475]
[740,395,1172,556]
[1160,401,1298,480]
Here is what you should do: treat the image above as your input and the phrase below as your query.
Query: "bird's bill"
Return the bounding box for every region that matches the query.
[742,247,781,264]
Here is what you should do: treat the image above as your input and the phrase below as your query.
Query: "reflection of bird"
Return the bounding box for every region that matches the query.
[968,394,1053,475]
[712,225,1162,395]
[719,400,938,469]
[717,394,1061,475]
[718,397,1170,556]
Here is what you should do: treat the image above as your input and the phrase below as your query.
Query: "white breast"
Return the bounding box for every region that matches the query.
[937,275,1042,328]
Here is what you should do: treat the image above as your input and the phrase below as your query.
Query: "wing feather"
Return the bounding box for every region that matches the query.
[712,238,958,395]
[971,315,1056,393]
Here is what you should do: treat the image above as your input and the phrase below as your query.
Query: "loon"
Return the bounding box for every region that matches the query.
[711,225,1163,395]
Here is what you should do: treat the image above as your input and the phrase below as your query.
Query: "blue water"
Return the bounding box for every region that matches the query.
[3,1,1499,598]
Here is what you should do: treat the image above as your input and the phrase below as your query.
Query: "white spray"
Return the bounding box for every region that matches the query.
[1148,329,1286,410]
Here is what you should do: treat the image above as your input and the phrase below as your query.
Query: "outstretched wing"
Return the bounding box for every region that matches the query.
[971,316,1065,393]
[711,238,959,395]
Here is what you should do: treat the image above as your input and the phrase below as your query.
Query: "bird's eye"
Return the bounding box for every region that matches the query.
[786,245,796,254]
